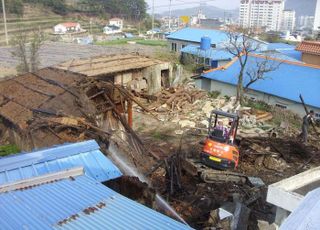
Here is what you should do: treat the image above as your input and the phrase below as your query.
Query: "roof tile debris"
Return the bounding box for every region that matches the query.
[0,101,33,129]
[296,41,320,56]
[0,69,84,131]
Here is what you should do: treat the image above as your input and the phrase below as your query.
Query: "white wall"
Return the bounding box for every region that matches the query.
[314,0,320,31]
[194,78,320,117]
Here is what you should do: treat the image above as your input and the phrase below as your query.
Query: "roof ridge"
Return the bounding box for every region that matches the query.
[203,52,320,74]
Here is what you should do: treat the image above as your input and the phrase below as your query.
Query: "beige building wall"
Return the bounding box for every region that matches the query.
[301,53,320,66]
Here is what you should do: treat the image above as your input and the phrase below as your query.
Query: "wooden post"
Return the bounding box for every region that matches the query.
[127,100,133,128]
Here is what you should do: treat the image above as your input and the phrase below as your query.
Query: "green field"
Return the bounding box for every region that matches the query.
[95,38,167,47]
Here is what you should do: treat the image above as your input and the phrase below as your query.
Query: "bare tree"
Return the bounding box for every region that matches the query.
[11,26,44,73]
[29,29,44,72]
[224,27,261,105]
[244,55,282,90]
[11,27,29,73]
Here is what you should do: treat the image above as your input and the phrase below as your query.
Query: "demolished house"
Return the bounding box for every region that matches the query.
[55,54,173,93]
[0,54,173,175]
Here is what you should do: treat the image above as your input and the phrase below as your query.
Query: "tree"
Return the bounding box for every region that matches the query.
[82,0,147,20]
[224,27,281,106]
[11,27,44,73]
[0,0,24,16]
[224,27,261,105]
[11,27,29,73]
[244,55,282,90]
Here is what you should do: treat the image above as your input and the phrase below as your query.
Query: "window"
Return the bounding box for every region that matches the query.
[211,44,216,48]
[181,44,186,49]
[171,43,177,52]
[275,103,287,109]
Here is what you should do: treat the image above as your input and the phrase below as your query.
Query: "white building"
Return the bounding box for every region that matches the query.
[314,0,320,31]
[298,16,314,29]
[190,9,206,26]
[109,18,124,30]
[239,0,285,31]
[103,25,122,35]
[281,10,296,32]
[53,22,81,34]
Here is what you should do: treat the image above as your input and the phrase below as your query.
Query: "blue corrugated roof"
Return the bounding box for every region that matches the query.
[201,55,320,108]
[0,140,122,184]
[267,43,295,50]
[0,174,191,230]
[181,45,234,61]
[280,188,320,230]
[166,28,268,49]
[267,43,302,61]
[166,27,229,44]
[255,51,303,63]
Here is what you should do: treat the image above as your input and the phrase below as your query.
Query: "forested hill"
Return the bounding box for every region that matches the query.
[0,0,147,20]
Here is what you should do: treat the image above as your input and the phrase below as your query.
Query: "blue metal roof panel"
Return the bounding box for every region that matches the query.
[166,27,229,44]
[278,49,302,61]
[0,140,122,184]
[181,45,234,61]
[267,43,296,50]
[202,56,320,108]
[0,175,191,230]
[255,51,303,62]
[267,43,302,61]
[280,188,320,230]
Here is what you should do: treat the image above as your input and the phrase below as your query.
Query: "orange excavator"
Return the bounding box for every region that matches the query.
[200,110,240,170]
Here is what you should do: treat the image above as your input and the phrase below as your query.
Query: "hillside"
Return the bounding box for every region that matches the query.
[162,4,238,19]
[285,0,317,17]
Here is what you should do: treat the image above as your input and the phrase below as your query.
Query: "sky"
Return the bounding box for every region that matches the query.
[145,0,240,13]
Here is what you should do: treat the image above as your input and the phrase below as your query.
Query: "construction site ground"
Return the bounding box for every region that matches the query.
[132,88,320,229]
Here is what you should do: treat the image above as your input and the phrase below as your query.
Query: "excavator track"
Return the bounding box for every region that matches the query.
[182,158,247,184]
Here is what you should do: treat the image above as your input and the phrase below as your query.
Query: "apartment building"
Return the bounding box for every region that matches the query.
[314,0,320,31]
[298,16,314,30]
[239,0,285,31]
[281,10,296,32]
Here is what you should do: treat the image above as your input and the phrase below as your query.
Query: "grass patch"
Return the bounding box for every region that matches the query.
[151,131,172,141]
[95,38,167,47]
[135,39,167,47]
[208,91,221,99]
[95,38,140,46]
[0,144,20,157]
[244,99,271,112]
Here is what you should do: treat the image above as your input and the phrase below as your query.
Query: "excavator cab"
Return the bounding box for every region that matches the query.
[200,110,240,170]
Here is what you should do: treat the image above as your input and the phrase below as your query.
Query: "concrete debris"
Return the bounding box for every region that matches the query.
[200,120,209,128]
[217,202,251,230]
[257,220,279,230]
[175,130,184,135]
[178,120,196,128]
[202,101,214,118]
[263,156,290,172]
[248,177,265,188]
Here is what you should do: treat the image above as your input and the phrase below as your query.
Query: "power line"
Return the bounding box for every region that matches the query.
[1,0,8,45]
[152,0,216,9]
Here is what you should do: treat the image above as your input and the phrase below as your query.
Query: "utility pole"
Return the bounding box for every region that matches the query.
[168,0,172,31]
[1,0,8,45]
[151,0,155,39]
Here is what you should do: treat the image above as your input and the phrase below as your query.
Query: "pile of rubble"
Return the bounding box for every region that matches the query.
[135,85,281,139]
